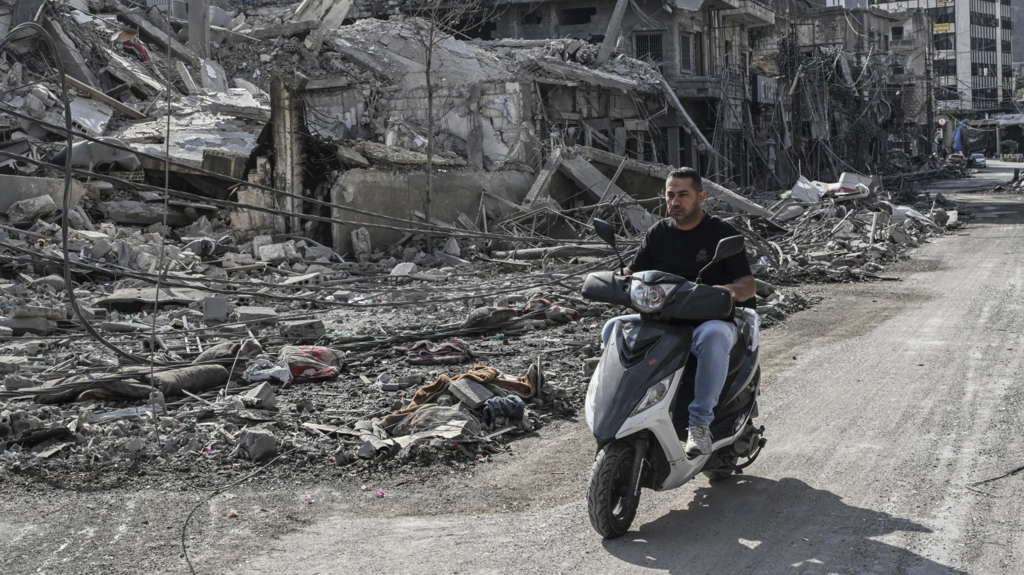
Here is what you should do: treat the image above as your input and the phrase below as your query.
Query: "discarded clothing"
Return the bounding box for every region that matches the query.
[382,365,538,427]
[193,339,264,365]
[279,345,342,383]
[517,298,579,324]
[461,307,518,329]
[404,338,474,365]
[392,405,482,439]
[481,395,526,426]
[244,357,293,384]
[141,365,229,397]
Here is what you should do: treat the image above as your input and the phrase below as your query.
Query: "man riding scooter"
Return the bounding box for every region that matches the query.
[601,167,755,457]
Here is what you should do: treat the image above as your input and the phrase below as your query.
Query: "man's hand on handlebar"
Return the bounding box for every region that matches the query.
[714,275,755,301]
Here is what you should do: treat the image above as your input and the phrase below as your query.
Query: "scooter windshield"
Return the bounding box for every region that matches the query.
[632,270,689,285]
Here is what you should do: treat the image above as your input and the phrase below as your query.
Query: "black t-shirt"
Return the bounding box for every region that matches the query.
[629,214,753,306]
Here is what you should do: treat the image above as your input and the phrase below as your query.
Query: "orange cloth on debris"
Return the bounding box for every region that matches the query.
[381,365,538,426]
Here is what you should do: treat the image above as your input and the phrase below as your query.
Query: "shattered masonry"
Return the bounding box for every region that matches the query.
[0,0,978,477]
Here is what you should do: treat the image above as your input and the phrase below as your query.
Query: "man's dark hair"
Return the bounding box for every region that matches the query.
[666,167,703,192]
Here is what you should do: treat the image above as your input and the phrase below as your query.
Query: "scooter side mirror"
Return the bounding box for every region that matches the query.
[592,219,627,272]
[712,235,745,261]
[593,219,617,248]
[695,235,745,284]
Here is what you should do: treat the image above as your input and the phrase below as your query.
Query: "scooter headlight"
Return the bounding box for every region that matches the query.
[628,375,672,417]
[630,282,668,313]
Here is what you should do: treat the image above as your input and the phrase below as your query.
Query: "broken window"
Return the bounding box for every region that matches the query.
[694,32,704,75]
[933,33,953,51]
[928,6,955,24]
[520,10,542,26]
[454,17,497,41]
[891,26,904,39]
[634,34,663,65]
[558,7,597,26]
[679,33,693,74]
[934,58,956,76]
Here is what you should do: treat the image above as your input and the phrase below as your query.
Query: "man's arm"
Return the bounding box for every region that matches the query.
[714,275,755,301]
[622,267,633,275]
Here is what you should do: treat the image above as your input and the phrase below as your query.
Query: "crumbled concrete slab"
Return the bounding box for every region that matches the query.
[9,306,65,320]
[239,428,278,462]
[0,356,28,374]
[242,382,277,410]
[203,297,229,323]
[6,194,58,224]
[280,319,325,341]
[258,241,299,264]
[236,306,278,325]
[449,377,495,409]
[0,317,56,336]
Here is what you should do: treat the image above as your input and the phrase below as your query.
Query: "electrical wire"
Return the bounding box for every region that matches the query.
[0,23,159,368]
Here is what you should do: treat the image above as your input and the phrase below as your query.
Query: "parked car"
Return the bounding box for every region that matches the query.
[970,153,987,168]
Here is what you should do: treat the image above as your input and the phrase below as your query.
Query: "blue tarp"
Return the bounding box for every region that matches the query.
[952,119,968,153]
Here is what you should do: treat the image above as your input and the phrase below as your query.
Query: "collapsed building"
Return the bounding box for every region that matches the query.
[0,0,976,481]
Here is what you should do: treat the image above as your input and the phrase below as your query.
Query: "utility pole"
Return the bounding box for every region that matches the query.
[924,10,935,156]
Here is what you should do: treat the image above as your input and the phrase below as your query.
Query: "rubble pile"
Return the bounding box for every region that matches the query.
[992,173,1024,195]
[742,173,966,295]
[0,0,979,485]
[0,210,615,475]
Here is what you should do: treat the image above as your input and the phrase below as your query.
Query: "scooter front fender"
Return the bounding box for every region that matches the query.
[586,321,693,444]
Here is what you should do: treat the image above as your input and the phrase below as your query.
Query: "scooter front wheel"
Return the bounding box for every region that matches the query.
[587,440,639,538]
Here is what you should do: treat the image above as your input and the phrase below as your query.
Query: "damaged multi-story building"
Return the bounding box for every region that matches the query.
[0,0,999,262]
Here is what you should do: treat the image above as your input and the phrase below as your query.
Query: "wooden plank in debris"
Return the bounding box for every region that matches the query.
[576,146,776,221]
[65,76,146,120]
[522,149,562,209]
[558,153,658,231]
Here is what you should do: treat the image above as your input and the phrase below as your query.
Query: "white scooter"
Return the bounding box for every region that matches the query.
[581,219,766,538]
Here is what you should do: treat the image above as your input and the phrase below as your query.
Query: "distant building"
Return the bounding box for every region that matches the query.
[1014,1,1024,64]
[870,0,1013,111]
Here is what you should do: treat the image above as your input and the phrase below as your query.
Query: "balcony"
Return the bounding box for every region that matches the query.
[721,0,774,26]
[889,35,915,49]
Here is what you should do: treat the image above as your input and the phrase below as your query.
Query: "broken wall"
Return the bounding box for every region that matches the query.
[306,81,532,169]
[329,169,534,254]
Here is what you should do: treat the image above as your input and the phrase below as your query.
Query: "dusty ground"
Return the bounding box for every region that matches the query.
[3,166,1024,574]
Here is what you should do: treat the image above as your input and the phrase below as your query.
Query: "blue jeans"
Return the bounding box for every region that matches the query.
[601,315,737,428]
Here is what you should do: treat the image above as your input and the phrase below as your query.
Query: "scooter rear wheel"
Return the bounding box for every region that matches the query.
[587,441,639,538]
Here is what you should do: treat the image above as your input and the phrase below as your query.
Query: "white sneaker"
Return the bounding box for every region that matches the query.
[685,425,712,457]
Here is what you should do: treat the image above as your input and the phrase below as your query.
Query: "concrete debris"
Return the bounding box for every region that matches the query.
[6,195,58,224]
[0,0,989,487]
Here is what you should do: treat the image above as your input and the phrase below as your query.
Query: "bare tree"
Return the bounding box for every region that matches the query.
[405,0,502,247]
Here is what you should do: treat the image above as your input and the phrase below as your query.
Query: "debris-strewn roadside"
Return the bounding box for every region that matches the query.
[0,0,975,488]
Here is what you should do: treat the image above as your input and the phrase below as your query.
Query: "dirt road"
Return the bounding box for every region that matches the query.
[208,197,1024,573]
[4,173,1024,575]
